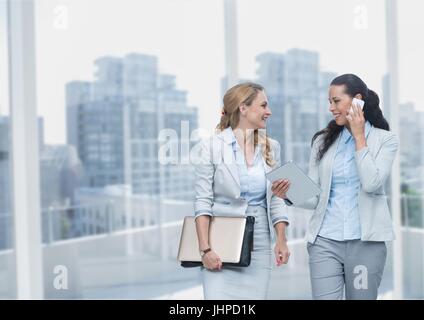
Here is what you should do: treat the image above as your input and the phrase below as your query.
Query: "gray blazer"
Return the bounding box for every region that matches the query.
[296,125,399,243]
[193,127,289,241]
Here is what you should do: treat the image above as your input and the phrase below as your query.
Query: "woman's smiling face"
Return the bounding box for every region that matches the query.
[328,84,354,126]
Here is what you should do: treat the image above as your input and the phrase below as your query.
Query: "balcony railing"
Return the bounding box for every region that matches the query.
[0,194,423,299]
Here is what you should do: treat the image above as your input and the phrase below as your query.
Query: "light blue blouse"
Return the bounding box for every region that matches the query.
[318,121,372,241]
[229,129,267,209]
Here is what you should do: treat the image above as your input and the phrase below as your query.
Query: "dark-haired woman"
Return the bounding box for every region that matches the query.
[272,74,398,300]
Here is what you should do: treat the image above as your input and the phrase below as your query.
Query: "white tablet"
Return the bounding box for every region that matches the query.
[266,160,321,206]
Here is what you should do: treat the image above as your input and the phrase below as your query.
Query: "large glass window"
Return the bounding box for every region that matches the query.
[35,0,224,298]
[397,0,424,299]
[5,0,423,300]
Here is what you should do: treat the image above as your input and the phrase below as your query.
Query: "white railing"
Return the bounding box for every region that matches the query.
[0,194,423,299]
[0,194,422,249]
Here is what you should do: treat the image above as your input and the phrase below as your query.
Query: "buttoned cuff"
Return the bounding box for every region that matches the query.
[194,210,213,218]
[272,216,289,227]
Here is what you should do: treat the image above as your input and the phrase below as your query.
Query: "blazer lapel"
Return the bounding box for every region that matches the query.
[218,128,240,188]
[328,134,341,165]
[224,152,241,188]
[322,133,342,192]
[326,123,371,171]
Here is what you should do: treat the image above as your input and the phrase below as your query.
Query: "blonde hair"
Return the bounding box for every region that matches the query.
[217,82,275,167]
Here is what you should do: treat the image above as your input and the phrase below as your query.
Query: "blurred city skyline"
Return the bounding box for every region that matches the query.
[1,0,424,144]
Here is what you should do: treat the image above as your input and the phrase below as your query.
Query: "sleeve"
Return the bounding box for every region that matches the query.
[291,137,321,210]
[193,138,215,218]
[269,140,290,226]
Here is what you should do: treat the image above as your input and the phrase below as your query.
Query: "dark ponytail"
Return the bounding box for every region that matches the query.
[312,74,390,162]
[363,89,390,131]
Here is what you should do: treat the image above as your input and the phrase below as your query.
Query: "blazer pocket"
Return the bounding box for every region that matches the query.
[368,196,392,228]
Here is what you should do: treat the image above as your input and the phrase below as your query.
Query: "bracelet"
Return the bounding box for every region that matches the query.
[200,248,212,257]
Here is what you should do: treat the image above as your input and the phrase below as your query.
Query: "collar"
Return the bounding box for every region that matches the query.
[217,127,236,145]
[218,127,262,158]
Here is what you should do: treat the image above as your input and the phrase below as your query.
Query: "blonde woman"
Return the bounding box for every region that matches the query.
[193,82,290,300]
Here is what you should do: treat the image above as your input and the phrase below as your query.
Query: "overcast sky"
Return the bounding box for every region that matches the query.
[1,0,423,144]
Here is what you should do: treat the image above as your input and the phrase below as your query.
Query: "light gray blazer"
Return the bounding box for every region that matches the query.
[193,127,289,241]
[295,125,399,243]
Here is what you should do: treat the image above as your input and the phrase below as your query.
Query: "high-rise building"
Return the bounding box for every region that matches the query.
[92,56,123,100]
[398,102,424,191]
[0,116,50,247]
[40,145,84,242]
[74,97,125,188]
[256,52,286,161]
[255,49,325,172]
[66,80,91,150]
[123,53,157,100]
[66,53,198,200]
[318,72,337,129]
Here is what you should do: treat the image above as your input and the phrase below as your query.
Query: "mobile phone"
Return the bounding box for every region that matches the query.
[352,98,364,110]
[349,97,364,114]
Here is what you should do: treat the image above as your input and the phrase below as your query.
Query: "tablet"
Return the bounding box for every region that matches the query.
[266,160,321,206]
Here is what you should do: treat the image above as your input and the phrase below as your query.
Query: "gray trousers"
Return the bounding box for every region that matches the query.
[307,236,387,300]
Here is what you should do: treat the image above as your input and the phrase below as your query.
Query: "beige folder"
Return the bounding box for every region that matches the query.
[177,216,247,263]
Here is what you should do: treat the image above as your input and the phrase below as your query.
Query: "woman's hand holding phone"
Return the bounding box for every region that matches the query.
[346,98,366,149]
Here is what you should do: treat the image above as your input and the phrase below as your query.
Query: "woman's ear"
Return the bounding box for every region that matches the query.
[239,104,247,116]
[354,94,363,100]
